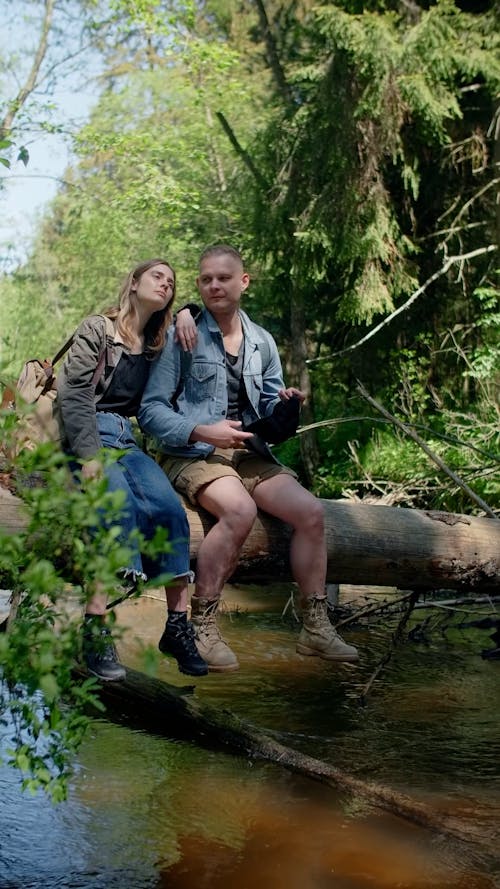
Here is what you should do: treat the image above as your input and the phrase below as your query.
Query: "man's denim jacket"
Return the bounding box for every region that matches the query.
[138,308,284,459]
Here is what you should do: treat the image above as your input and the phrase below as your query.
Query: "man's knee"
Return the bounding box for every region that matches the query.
[295,494,325,535]
[204,490,257,538]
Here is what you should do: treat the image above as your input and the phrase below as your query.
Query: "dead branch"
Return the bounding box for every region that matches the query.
[306,244,497,365]
[358,591,420,704]
[216,111,269,190]
[356,382,499,520]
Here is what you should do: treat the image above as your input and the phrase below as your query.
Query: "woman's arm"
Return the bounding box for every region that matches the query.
[56,316,106,459]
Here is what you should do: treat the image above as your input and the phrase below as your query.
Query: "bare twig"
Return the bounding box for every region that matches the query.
[335,591,416,629]
[359,590,420,704]
[413,595,500,610]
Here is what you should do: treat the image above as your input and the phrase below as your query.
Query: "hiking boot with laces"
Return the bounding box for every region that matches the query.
[190,597,239,673]
[297,595,359,663]
[82,625,126,681]
[159,611,209,677]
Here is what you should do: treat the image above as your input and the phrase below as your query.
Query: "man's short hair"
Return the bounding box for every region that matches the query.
[199,244,244,267]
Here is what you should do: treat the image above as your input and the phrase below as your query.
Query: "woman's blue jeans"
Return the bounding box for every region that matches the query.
[96,412,191,584]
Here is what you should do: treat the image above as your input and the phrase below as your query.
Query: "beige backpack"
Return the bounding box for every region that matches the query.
[1,316,115,459]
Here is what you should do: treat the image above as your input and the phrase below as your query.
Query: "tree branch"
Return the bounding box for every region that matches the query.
[356,381,499,520]
[0,0,55,139]
[306,245,498,365]
[215,111,269,189]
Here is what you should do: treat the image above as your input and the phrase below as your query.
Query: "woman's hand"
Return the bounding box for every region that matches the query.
[175,308,198,352]
[81,458,103,482]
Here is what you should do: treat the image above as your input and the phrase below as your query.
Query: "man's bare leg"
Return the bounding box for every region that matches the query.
[190,476,257,671]
[252,474,327,595]
[253,474,359,663]
[195,476,258,598]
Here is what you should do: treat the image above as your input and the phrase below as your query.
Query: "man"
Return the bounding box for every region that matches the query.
[139,245,359,672]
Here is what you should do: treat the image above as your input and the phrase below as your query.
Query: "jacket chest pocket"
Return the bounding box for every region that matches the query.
[243,370,263,401]
[186,362,217,400]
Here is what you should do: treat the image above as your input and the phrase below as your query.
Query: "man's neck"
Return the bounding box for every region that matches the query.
[210,307,240,337]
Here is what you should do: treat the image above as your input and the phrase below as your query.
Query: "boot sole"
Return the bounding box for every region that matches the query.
[296,644,359,663]
[178,665,209,677]
[206,662,240,673]
[86,667,127,681]
[159,648,209,677]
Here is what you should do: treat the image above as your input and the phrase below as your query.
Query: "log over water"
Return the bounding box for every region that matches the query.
[1,487,499,592]
[81,666,497,853]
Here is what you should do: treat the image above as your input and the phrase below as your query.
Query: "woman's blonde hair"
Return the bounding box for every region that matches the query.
[105,258,176,356]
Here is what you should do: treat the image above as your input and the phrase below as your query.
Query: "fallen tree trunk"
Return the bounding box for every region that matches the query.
[80,665,495,852]
[1,487,499,591]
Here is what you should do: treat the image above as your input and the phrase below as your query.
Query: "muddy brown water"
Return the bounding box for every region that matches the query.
[0,583,499,888]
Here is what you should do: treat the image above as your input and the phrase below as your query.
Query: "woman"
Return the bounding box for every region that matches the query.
[57,258,207,680]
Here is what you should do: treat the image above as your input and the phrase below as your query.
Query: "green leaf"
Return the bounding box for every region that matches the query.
[17,146,29,167]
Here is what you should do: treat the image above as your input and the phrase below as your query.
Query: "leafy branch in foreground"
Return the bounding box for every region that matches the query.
[0,440,173,800]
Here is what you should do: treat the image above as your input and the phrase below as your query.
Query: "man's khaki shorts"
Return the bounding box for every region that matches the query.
[159,447,297,506]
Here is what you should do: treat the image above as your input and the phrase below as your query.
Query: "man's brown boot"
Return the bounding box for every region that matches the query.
[297,595,359,662]
[190,597,239,672]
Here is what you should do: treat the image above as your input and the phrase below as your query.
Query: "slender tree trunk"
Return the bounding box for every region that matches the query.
[0,0,55,139]
[252,0,294,106]
[289,286,319,484]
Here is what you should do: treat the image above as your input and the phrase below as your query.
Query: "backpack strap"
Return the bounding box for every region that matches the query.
[51,334,76,367]
[94,315,121,399]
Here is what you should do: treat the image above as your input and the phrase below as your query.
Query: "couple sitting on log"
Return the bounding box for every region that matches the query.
[57,244,359,682]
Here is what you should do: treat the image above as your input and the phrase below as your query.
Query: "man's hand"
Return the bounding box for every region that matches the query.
[190,419,254,449]
[175,308,198,352]
[278,386,305,404]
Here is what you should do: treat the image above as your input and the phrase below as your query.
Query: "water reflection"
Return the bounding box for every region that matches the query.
[0,585,499,888]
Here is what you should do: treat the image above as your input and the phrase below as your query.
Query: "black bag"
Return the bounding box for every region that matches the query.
[244,395,301,444]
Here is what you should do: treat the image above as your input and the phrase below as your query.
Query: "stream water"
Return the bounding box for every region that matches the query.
[0,584,499,888]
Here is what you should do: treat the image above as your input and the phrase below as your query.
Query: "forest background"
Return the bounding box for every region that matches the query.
[1,0,499,514]
[0,0,499,799]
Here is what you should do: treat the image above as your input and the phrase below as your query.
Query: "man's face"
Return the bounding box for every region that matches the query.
[196,253,249,316]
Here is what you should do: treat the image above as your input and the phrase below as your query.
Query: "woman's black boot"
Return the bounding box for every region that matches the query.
[159,611,208,677]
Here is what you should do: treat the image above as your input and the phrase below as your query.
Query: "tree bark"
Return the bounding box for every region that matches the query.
[289,285,319,486]
[2,488,499,592]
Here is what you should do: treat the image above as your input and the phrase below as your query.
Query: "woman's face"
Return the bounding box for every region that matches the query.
[132,263,175,312]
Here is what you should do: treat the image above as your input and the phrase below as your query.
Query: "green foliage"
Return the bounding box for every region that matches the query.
[465,279,500,390]
[0,432,177,799]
